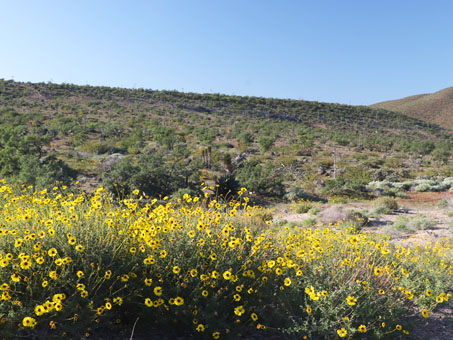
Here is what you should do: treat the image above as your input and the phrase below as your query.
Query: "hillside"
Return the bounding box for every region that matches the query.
[371,87,453,129]
[0,79,451,199]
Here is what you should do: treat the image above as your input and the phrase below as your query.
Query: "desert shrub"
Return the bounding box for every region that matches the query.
[215,173,240,199]
[101,153,194,198]
[368,178,453,194]
[79,140,124,155]
[292,199,313,214]
[17,154,77,188]
[235,162,284,197]
[442,177,453,187]
[308,207,321,215]
[302,217,317,226]
[0,126,76,187]
[257,136,274,152]
[373,197,398,213]
[322,177,369,199]
[414,183,430,192]
[414,179,449,192]
[327,196,348,204]
[391,215,437,233]
[436,199,449,208]
[318,207,368,229]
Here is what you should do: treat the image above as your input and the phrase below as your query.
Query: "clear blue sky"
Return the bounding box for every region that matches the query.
[1,0,453,105]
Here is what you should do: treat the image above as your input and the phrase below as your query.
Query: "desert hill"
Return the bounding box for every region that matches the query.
[371,87,453,129]
[0,79,451,199]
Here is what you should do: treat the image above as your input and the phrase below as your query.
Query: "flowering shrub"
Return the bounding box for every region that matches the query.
[0,180,451,339]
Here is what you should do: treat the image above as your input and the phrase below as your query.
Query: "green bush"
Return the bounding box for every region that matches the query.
[308,207,321,215]
[236,162,284,197]
[373,197,398,212]
[294,201,313,214]
[391,215,437,233]
[101,153,197,198]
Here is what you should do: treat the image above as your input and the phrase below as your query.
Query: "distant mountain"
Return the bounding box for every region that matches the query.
[371,87,453,129]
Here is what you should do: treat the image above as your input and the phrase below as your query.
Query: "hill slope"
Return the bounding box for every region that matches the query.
[371,87,453,129]
[0,79,451,198]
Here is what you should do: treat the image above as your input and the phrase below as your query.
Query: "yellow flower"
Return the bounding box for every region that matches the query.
[35,305,45,316]
[202,290,208,297]
[172,266,181,274]
[75,245,84,252]
[358,325,367,333]
[212,331,220,339]
[223,271,232,280]
[77,271,84,278]
[346,295,357,306]
[306,305,312,314]
[112,297,123,306]
[154,286,163,296]
[144,298,153,307]
[378,289,385,295]
[174,297,184,306]
[284,278,292,286]
[22,317,37,328]
[48,248,58,257]
[20,259,32,270]
[426,289,432,296]
[234,305,245,316]
[374,267,382,276]
[196,324,205,332]
[11,273,21,282]
[251,313,258,321]
[421,309,429,318]
[396,324,402,331]
[337,328,347,338]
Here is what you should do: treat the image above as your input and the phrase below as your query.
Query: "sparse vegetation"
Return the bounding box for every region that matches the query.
[0,80,451,201]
